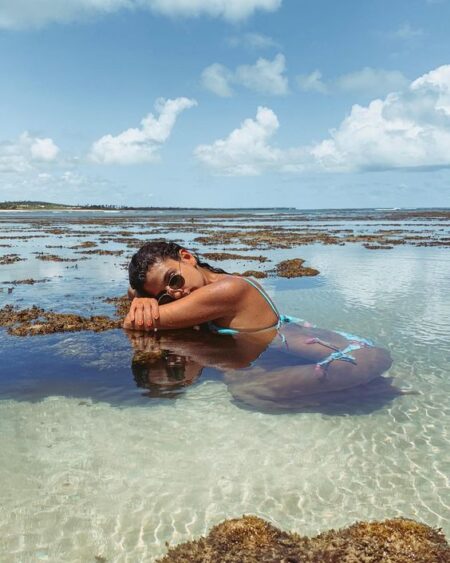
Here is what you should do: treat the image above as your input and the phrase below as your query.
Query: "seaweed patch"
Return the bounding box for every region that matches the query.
[158,515,449,563]
[274,258,320,278]
[202,252,268,262]
[0,254,25,265]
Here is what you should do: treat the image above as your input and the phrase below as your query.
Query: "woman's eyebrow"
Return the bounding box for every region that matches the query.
[162,269,173,285]
[153,269,172,298]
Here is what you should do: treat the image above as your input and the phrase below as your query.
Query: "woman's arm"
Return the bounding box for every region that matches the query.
[123,277,245,331]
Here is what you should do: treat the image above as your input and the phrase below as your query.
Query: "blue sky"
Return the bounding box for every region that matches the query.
[1,0,450,208]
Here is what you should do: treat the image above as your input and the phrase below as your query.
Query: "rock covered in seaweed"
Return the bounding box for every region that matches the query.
[157,515,449,562]
[275,258,319,278]
[0,295,130,336]
[0,304,121,336]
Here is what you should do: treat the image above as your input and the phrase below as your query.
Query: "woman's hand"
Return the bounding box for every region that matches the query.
[123,297,160,330]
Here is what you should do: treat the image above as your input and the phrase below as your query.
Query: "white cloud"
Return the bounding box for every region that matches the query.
[311,65,450,172]
[0,168,121,204]
[0,0,281,29]
[194,106,281,175]
[227,32,279,51]
[0,132,60,173]
[201,64,234,97]
[297,70,328,93]
[393,22,424,40]
[236,53,288,95]
[196,65,450,175]
[202,53,288,96]
[89,97,197,165]
[297,67,408,97]
[30,136,60,161]
[0,0,129,29]
[336,67,409,96]
[149,0,282,21]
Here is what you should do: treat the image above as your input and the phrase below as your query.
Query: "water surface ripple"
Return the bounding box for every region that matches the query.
[0,211,449,561]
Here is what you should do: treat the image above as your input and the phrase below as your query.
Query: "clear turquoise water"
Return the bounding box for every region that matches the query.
[0,211,449,561]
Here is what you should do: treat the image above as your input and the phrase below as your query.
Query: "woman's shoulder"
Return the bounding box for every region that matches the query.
[211,274,253,294]
[200,274,254,304]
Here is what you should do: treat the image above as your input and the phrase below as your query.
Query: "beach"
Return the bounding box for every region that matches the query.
[0,208,449,560]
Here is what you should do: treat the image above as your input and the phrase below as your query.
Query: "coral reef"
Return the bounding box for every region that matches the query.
[34,253,78,262]
[70,241,97,248]
[239,269,268,278]
[202,252,268,262]
[75,249,124,256]
[364,244,394,250]
[0,304,122,336]
[2,278,50,285]
[103,295,131,318]
[275,258,320,278]
[0,295,132,336]
[158,515,450,563]
[0,254,25,265]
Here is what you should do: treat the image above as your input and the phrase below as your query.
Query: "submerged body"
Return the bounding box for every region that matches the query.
[223,323,393,411]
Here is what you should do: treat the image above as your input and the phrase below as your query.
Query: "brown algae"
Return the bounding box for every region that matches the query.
[158,515,450,563]
[275,258,320,278]
[0,254,25,265]
[0,303,124,336]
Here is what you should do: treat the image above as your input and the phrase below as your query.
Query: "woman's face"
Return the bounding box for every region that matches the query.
[142,253,205,301]
[142,356,202,387]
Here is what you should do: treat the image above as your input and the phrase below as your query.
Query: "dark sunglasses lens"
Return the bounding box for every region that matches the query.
[168,273,184,290]
[158,294,175,305]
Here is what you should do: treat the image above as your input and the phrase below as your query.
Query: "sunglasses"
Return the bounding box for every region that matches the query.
[157,265,185,305]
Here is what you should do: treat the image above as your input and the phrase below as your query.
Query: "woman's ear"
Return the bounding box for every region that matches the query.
[179,248,197,265]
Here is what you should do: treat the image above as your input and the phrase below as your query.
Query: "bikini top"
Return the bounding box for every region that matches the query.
[207,277,297,335]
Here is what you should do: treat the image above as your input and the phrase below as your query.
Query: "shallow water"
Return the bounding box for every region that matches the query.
[0,211,449,561]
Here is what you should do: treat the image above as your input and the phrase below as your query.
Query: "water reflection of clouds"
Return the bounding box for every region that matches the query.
[315,248,419,309]
[313,246,450,345]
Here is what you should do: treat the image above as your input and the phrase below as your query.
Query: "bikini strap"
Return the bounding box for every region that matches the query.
[241,277,281,322]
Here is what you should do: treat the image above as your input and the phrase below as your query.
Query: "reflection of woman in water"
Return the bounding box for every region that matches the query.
[127,329,402,413]
[124,241,393,409]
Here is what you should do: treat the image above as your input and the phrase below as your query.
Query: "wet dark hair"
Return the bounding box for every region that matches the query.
[128,241,228,296]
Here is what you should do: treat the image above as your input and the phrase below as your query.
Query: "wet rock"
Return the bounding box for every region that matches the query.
[275,258,319,278]
[202,252,268,262]
[364,244,394,250]
[103,295,131,318]
[70,241,97,249]
[34,253,78,262]
[75,249,124,256]
[0,304,121,336]
[240,270,268,279]
[158,515,450,563]
[2,278,50,285]
[0,254,25,265]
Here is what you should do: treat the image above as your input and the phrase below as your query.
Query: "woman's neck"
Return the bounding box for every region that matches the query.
[199,266,225,285]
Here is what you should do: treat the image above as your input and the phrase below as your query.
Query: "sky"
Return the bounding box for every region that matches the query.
[1,0,450,208]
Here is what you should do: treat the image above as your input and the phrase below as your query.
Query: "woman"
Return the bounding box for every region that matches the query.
[124,241,393,394]
[124,242,392,391]
[124,241,282,334]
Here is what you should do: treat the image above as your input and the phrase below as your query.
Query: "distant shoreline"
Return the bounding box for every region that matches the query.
[1,202,450,213]
[0,203,297,212]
